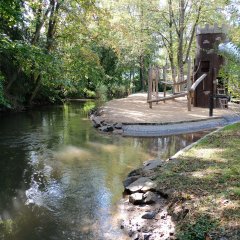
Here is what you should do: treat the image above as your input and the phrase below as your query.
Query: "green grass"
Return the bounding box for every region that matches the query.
[156,122,240,239]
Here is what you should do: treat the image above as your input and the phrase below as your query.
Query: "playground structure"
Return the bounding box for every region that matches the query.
[147,66,160,108]
[194,23,227,108]
[147,23,239,113]
[147,59,192,110]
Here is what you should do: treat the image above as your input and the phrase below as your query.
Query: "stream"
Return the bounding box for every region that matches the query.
[0,102,209,240]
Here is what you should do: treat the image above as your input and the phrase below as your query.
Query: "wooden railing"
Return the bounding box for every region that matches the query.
[147,91,188,103]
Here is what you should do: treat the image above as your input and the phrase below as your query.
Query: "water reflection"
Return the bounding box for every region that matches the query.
[0,102,208,239]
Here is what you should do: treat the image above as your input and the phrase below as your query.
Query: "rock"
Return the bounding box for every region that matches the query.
[99,125,114,132]
[123,176,140,188]
[143,233,152,240]
[128,230,134,237]
[143,191,157,204]
[141,226,152,233]
[92,116,102,128]
[171,204,189,221]
[120,220,125,229]
[126,177,157,193]
[143,159,163,171]
[128,168,143,177]
[132,233,139,240]
[129,193,144,205]
[141,181,157,193]
[99,126,108,132]
[113,129,123,135]
[141,211,156,219]
[114,122,122,129]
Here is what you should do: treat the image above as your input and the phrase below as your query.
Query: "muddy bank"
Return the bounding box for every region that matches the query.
[116,132,213,240]
[117,158,183,240]
[116,124,240,240]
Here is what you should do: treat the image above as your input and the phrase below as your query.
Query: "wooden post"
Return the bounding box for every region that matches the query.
[156,67,159,104]
[147,67,153,108]
[209,68,217,116]
[147,67,150,101]
[187,58,192,111]
[163,67,166,103]
[152,78,155,97]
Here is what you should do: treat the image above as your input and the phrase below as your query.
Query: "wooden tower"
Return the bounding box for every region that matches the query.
[194,23,227,107]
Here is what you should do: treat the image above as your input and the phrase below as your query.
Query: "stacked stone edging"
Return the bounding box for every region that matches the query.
[90,111,123,134]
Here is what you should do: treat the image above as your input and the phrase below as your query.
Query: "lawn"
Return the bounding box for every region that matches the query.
[156,123,240,240]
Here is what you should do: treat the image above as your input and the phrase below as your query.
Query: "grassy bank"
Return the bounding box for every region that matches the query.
[156,123,240,240]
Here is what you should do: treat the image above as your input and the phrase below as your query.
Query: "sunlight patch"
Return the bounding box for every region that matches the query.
[189,148,224,159]
[55,145,91,162]
[191,168,221,179]
[88,142,119,153]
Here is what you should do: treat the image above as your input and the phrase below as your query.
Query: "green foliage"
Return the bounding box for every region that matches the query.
[219,48,240,98]
[0,219,14,239]
[232,187,240,197]
[81,101,96,115]
[0,73,6,106]
[95,84,108,102]
[109,83,128,98]
[0,0,22,28]
[177,215,218,240]
[0,0,238,109]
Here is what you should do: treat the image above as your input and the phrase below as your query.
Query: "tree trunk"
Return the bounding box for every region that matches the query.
[168,0,178,93]
[31,3,52,45]
[177,0,185,92]
[140,55,145,91]
[29,0,61,105]
[29,74,41,105]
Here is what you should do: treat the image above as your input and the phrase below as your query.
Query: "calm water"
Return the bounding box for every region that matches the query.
[0,102,207,240]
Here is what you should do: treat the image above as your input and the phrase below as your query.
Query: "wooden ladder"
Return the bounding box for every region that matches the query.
[217,88,228,109]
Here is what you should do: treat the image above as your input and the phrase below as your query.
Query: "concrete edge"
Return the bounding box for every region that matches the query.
[122,116,222,126]
[122,114,240,137]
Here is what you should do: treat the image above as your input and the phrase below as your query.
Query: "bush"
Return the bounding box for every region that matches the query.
[95,84,108,102]
[0,74,7,107]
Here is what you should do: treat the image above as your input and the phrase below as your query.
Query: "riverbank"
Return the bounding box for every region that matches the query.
[117,123,240,240]
[90,93,240,136]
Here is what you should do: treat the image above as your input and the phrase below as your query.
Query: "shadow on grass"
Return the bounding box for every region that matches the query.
[153,124,240,239]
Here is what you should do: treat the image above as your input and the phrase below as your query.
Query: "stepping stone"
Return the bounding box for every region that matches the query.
[142,211,156,219]
[143,159,163,171]
[129,193,144,205]
[143,191,157,204]
[126,177,157,193]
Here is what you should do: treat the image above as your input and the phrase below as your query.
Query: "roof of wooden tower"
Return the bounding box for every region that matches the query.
[196,23,228,35]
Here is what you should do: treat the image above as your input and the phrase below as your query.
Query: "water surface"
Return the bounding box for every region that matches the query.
[0,102,207,240]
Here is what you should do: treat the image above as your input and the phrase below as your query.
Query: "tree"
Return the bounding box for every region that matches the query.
[155,0,226,88]
[219,0,240,98]
[101,0,159,91]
